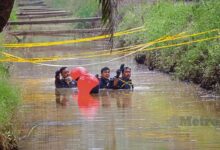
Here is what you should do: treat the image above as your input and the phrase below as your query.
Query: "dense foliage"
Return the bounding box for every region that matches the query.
[117,0,220,91]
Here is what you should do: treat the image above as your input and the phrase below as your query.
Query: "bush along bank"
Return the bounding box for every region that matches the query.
[0,9,21,150]
[0,40,21,150]
[0,64,21,150]
[47,0,100,28]
[117,0,220,92]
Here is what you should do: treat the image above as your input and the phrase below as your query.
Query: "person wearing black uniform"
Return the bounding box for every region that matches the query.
[99,67,113,89]
[55,67,77,88]
[113,65,134,90]
[55,67,77,103]
[90,67,113,93]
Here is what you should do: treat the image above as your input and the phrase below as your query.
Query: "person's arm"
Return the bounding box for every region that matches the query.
[90,76,100,93]
[90,85,99,94]
[55,70,60,79]
[55,70,61,88]
[130,79,134,90]
[64,76,78,88]
[113,69,121,89]
[113,78,119,89]
[113,64,124,89]
[64,76,72,85]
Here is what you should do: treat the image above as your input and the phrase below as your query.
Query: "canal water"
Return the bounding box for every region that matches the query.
[8,15,220,150]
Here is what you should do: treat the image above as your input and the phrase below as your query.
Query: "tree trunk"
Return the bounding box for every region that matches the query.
[0,0,15,32]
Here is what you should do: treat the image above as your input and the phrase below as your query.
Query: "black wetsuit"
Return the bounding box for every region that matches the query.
[55,69,77,88]
[55,78,77,88]
[99,77,114,89]
[115,77,134,90]
[90,77,114,93]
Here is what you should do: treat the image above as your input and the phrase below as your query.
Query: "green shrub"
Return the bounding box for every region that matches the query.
[9,7,17,21]
[145,1,192,41]
[0,79,21,128]
[0,18,20,128]
[48,0,99,17]
[117,0,220,91]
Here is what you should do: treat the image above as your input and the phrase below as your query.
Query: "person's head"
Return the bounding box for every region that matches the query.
[60,67,70,78]
[122,67,131,79]
[101,67,110,79]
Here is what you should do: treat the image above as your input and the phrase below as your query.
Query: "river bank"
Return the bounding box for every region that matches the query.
[0,8,21,150]
[48,0,220,92]
[115,0,220,92]
[0,47,21,150]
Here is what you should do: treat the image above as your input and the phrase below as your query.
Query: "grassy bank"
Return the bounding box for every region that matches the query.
[0,7,21,150]
[46,0,99,28]
[0,76,20,150]
[47,0,99,17]
[117,0,220,92]
[0,41,21,150]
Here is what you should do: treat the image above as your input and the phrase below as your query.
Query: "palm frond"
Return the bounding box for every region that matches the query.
[98,0,118,51]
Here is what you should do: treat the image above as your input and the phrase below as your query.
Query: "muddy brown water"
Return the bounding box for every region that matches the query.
[8,24,220,150]
[9,44,220,150]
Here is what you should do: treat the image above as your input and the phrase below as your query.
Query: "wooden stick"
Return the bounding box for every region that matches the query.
[17,6,50,10]
[9,28,107,36]
[19,8,61,12]
[18,1,45,7]
[17,13,71,19]
[17,11,70,16]
[18,4,47,8]
[19,0,41,1]
[8,17,101,25]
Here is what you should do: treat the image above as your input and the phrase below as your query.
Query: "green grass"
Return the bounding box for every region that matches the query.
[47,0,99,17]
[0,79,21,128]
[46,0,99,28]
[0,51,20,130]
[0,6,21,149]
[117,0,220,91]
[9,6,17,21]
[0,55,20,150]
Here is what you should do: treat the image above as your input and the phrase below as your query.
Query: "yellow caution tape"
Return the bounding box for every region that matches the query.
[0,29,219,65]
[2,26,146,48]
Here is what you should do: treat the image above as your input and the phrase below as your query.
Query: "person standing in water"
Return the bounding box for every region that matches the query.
[113,65,134,90]
[90,67,113,93]
[55,67,77,88]
[55,67,77,104]
[99,67,114,89]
